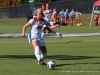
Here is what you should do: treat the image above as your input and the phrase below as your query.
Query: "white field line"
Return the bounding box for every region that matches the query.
[0,33,100,38]
[0,40,100,44]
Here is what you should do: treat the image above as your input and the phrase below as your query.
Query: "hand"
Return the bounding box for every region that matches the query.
[21,33,25,37]
[55,24,60,28]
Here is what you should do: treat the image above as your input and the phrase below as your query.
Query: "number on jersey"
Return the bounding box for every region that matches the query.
[37,26,42,29]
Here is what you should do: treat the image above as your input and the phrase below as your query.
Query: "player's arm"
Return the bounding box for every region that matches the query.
[22,22,31,37]
[46,22,60,29]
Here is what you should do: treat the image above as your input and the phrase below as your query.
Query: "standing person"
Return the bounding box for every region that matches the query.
[22,8,59,65]
[51,8,57,24]
[41,4,46,13]
[75,10,82,26]
[43,3,51,21]
[59,9,65,25]
[41,3,62,39]
[70,9,75,26]
[94,7,100,26]
[41,3,52,38]
[32,7,37,17]
[64,9,69,26]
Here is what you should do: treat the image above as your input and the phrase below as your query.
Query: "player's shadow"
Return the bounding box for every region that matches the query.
[46,55,100,60]
[46,55,100,67]
[56,62,100,67]
[65,40,83,43]
[0,55,36,59]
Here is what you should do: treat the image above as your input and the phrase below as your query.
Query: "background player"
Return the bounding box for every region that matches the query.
[41,3,62,39]
[94,7,100,26]
[75,10,82,26]
[64,9,69,26]
[59,9,65,25]
[70,8,75,26]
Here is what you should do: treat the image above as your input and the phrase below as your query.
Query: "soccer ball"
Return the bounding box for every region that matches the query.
[47,60,56,70]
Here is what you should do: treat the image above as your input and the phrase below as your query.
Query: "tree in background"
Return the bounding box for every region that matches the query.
[0,0,57,7]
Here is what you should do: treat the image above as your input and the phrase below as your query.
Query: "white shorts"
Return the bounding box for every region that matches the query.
[28,35,45,46]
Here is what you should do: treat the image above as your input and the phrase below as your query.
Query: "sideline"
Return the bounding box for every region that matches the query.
[0,33,100,38]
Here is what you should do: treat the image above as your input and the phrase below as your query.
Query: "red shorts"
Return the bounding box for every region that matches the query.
[53,15,57,19]
[61,17,65,20]
[94,16,99,20]
[71,17,75,21]
[65,17,69,20]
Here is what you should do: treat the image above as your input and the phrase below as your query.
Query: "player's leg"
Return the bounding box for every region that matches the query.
[38,39,47,65]
[94,17,99,26]
[60,17,63,25]
[71,17,73,26]
[46,27,52,33]
[73,17,76,25]
[31,41,42,64]
[67,17,69,25]
[52,30,62,39]
[40,46,47,61]
[41,27,47,39]
[65,18,69,26]
[28,35,42,64]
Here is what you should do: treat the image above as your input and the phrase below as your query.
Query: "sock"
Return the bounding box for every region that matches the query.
[52,30,60,36]
[41,52,47,61]
[41,32,45,39]
[34,46,41,62]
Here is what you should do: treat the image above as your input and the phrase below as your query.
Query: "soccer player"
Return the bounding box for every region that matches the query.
[22,8,59,65]
[94,7,100,26]
[70,9,75,26]
[59,9,65,25]
[41,3,62,39]
[75,10,81,26]
[64,9,69,26]
[51,8,57,24]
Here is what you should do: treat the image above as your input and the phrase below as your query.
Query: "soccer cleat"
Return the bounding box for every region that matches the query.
[59,33,63,39]
[38,59,47,66]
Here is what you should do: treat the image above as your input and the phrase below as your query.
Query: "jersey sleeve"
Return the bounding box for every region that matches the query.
[29,19,34,24]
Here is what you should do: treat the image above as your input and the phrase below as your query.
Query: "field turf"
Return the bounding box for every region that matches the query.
[0,15,100,75]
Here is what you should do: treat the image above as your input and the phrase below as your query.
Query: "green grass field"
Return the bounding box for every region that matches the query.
[0,15,100,75]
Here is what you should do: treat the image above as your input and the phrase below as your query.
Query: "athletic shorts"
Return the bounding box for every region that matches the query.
[71,17,75,21]
[28,34,45,46]
[52,15,57,19]
[94,16,99,20]
[61,17,65,20]
[65,17,69,20]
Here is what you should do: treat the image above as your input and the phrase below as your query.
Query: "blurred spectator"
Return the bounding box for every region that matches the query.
[70,8,75,26]
[94,7,100,26]
[64,9,70,26]
[59,9,65,25]
[51,8,57,23]
[75,10,81,25]
[32,7,37,17]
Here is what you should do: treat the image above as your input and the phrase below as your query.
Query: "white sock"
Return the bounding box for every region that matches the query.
[34,46,41,61]
[41,32,45,39]
[52,30,60,36]
[41,52,47,61]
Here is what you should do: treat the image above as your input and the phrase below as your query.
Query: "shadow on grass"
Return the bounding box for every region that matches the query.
[65,40,83,43]
[0,55,35,59]
[0,55,100,60]
[46,55,100,67]
[46,55,100,60]
[0,54,100,67]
